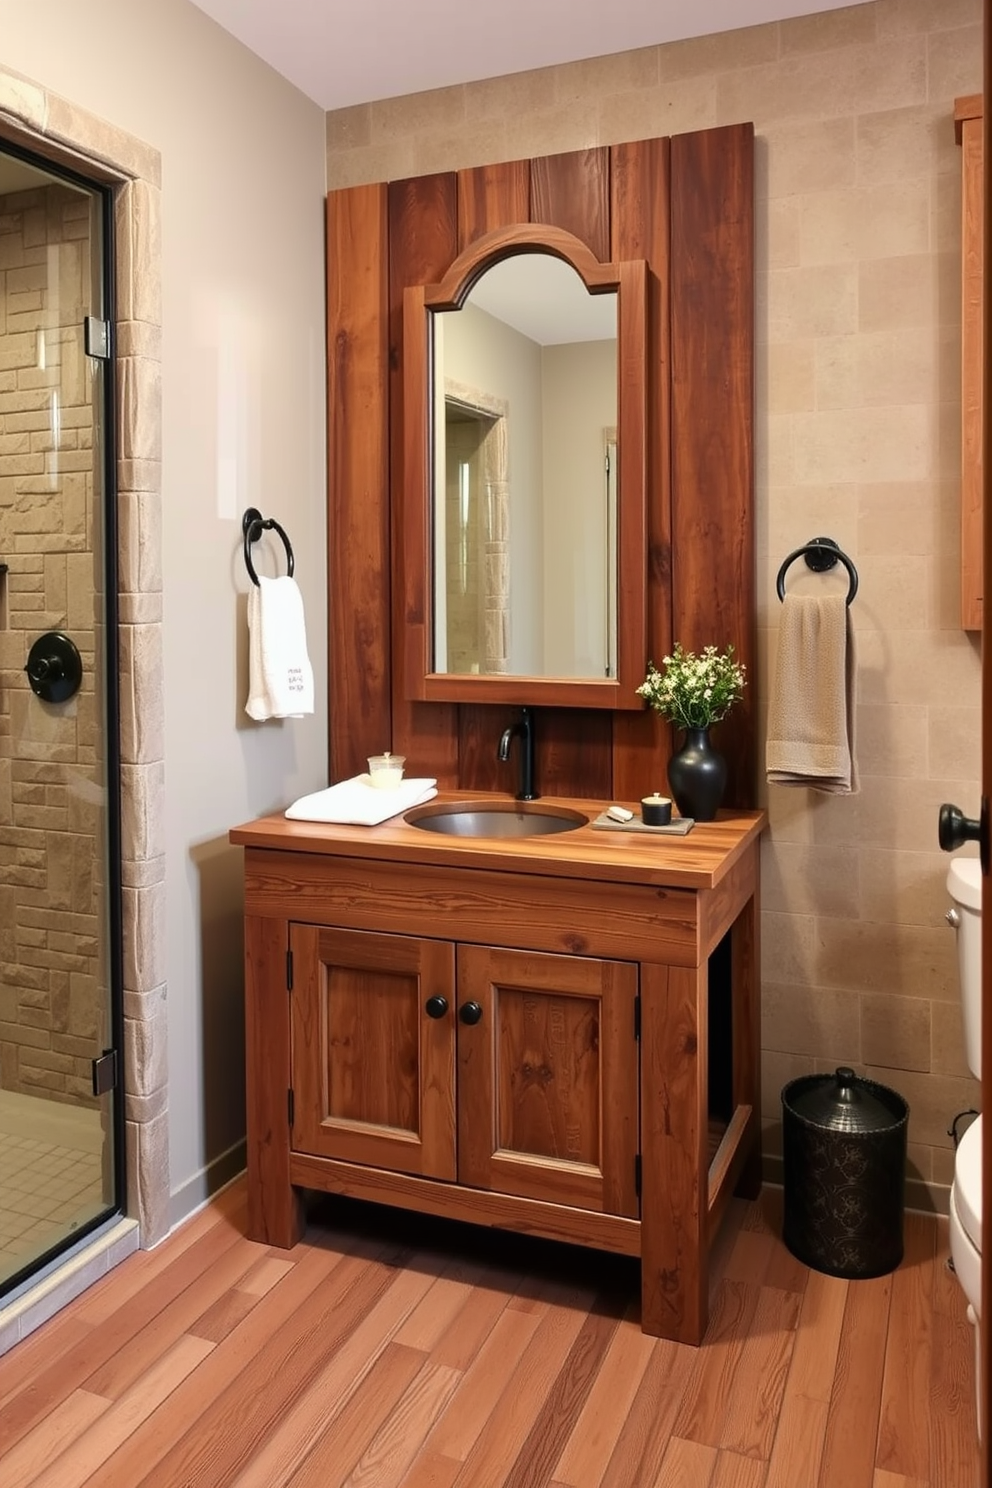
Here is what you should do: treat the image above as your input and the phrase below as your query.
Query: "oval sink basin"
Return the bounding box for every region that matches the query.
[405,801,587,838]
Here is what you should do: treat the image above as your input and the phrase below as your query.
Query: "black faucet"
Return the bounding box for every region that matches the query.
[498,707,538,800]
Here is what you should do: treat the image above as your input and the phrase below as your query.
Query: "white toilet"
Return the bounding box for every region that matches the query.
[946,856,983,1434]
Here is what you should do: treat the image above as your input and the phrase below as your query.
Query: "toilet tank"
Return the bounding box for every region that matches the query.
[947,857,982,1080]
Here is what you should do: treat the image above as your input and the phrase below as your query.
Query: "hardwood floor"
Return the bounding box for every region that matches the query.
[0,1178,979,1488]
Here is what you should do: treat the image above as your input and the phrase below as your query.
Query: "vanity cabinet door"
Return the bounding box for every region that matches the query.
[290,924,457,1180]
[456,945,640,1217]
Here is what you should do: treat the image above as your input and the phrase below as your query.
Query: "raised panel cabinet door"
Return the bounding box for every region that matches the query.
[290,924,457,1180]
[456,945,639,1216]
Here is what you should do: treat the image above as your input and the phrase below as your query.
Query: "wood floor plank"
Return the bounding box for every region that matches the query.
[0,1315,94,1414]
[552,1308,657,1487]
[86,1233,273,1395]
[781,1267,849,1405]
[763,1390,829,1488]
[447,1282,595,1485]
[0,1208,252,1457]
[419,1302,546,1461]
[503,1296,625,1488]
[929,1285,981,1487]
[717,1283,802,1458]
[599,1339,688,1488]
[427,1266,519,1371]
[652,1436,718,1488]
[283,1342,431,1488]
[229,1258,442,1488]
[82,1238,388,1488]
[33,1337,215,1488]
[875,1214,935,1481]
[340,1360,463,1488]
[670,1278,761,1447]
[712,1448,768,1487]
[817,1271,893,1488]
[2,1387,109,1488]
[873,1472,928,1488]
[396,1449,463,1488]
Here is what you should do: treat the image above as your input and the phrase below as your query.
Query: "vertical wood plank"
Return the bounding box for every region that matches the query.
[531,149,611,263]
[670,125,755,807]
[327,185,392,781]
[610,136,674,800]
[388,173,460,784]
[640,960,708,1343]
[244,906,302,1248]
[457,160,530,248]
[731,879,762,1199]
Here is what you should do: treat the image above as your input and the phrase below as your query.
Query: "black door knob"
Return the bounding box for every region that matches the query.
[459,1001,483,1026]
[424,995,448,1019]
[938,803,982,852]
[24,632,83,703]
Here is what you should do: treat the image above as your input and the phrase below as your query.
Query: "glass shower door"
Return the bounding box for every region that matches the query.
[0,145,121,1292]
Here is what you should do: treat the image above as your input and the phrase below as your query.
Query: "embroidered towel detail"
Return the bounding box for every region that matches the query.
[766,593,858,794]
[285,776,438,826]
[246,574,314,721]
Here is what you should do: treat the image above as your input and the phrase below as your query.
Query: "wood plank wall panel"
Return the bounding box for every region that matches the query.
[610,137,673,801]
[388,174,461,785]
[669,125,755,807]
[454,156,612,799]
[326,185,392,781]
[328,129,754,807]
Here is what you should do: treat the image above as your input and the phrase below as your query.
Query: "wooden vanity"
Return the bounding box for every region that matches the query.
[231,795,764,1345]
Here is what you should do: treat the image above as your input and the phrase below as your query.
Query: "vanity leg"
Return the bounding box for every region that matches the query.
[732,883,763,1201]
[245,913,304,1248]
[639,961,708,1344]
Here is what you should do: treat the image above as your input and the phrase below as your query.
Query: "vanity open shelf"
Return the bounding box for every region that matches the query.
[230,795,765,1344]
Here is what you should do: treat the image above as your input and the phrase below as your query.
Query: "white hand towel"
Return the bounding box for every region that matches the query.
[766,593,859,794]
[285,776,438,826]
[246,575,314,721]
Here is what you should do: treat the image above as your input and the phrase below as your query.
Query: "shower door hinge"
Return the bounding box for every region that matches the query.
[91,1048,118,1097]
[84,316,110,360]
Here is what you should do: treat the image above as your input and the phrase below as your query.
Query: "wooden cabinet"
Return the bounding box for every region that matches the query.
[290,927,639,1214]
[231,798,765,1345]
[956,94,983,632]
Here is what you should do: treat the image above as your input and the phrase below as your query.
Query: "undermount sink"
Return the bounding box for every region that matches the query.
[404,800,587,838]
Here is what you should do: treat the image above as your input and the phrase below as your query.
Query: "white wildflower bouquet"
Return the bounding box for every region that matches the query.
[637,643,746,731]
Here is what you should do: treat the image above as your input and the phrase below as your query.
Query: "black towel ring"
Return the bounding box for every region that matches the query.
[242,507,295,586]
[776,536,858,606]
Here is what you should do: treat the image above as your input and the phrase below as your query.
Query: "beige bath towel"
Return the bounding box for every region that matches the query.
[766,594,858,794]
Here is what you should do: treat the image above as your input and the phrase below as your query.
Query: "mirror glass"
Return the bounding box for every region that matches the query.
[431,253,617,680]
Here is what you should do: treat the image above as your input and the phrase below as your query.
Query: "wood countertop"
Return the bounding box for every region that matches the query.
[230,791,766,891]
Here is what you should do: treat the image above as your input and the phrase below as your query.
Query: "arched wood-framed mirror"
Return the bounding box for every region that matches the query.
[401,222,648,710]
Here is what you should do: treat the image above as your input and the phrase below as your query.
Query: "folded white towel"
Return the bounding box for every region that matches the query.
[285,776,438,826]
[246,575,314,721]
[766,593,859,794]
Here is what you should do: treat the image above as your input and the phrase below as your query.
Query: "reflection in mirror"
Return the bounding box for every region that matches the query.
[431,253,617,681]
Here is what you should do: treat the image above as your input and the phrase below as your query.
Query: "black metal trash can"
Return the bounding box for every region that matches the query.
[781,1066,909,1279]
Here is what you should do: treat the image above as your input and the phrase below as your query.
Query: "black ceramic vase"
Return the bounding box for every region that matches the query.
[667,726,727,822]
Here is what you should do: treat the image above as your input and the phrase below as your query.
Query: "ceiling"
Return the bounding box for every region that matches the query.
[189,0,877,111]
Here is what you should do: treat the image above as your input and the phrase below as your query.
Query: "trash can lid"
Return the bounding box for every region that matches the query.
[782,1067,907,1134]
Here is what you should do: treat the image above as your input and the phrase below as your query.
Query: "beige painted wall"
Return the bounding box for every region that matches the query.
[327,0,982,1209]
[1,0,328,1222]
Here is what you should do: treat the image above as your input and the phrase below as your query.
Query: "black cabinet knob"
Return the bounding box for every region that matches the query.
[424,995,448,1019]
[459,1001,483,1026]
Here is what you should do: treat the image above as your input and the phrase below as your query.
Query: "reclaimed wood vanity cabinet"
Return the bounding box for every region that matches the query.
[231,799,764,1345]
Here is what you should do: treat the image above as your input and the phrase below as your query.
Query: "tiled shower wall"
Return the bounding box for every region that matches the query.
[325,0,983,1210]
[0,184,103,1109]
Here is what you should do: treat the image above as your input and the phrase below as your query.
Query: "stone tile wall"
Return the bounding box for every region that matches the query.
[0,182,105,1108]
[326,0,983,1210]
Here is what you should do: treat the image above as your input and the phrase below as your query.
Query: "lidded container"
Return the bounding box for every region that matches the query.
[781,1066,908,1279]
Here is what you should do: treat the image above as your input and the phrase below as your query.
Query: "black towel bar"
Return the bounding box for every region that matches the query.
[776,537,858,606]
[242,507,295,586]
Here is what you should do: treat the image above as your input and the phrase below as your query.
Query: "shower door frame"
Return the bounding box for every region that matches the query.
[0,138,126,1296]
[0,67,170,1263]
